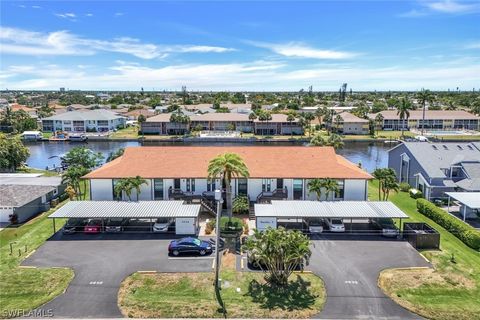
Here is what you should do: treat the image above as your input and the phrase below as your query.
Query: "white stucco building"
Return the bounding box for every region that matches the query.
[42,110,125,133]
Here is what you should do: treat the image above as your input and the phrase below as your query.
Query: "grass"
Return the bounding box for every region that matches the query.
[0,202,73,318]
[16,167,59,177]
[109,126,140,139]
[118,255,326,318]
[369,181,480,320]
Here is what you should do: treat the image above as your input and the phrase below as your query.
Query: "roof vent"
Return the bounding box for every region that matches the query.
[432,145,438,150]
[467,145,473,150]
[457,145,463,150]
[443,145,448,150]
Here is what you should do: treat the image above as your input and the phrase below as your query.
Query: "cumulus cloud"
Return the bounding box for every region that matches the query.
[0,27,236,59]
[249,41,357,59]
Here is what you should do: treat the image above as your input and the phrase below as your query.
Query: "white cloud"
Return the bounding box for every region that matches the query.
[465,41,480,49]
[55,12,77,20]
[32,6,41,9]
[86,13,93,17]
[114,12,124,16]
[425,0,480,13]
[2,60,479,91]
[0,27,236,59]
[249,41,357,59]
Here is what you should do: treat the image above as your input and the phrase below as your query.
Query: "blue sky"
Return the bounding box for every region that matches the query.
[1,0,479,91]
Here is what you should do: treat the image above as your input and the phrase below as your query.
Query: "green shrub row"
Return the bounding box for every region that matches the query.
[417,199,480,251]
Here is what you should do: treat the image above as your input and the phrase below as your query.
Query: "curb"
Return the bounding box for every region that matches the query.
[137,270,157,274]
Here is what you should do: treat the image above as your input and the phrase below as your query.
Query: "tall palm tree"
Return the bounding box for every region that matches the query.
[114,178,133,201]
[417,89,434,135]
[374,113,384,136]
[397,98,413,137]
[322,178,340,200]
[286,111,297,138]
[309,132,326,146]
[249,112,257,134]
[327,133,344,149]
[62,166,89,200]
[207,153,249,218]
[129,176,148,201]
[302,112,315,137]
[308,178,339,200]
[334,114,343,133]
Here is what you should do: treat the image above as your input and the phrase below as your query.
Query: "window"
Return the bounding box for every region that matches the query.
[335,180,345,199]
[293,179,303,200]
[207,179,216,192]
[154,179,163,200]
[238,178,248,196]
[262,179,271,192]
[186,179,195,192]
[174,179,181,189]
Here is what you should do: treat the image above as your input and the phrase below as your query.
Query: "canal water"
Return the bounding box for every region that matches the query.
[24,140,396,173]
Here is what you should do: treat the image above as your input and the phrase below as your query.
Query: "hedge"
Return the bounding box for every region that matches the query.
[417,198,480,251]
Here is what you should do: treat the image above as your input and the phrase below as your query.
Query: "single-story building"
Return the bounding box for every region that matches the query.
[445,192,480,220]
[83,146,372,207]
[49,200,200,235]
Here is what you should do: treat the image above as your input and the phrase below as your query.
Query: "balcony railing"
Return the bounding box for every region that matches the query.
[256,187,288,203]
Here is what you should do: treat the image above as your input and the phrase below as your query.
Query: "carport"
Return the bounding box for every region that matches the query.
[49,200,201,235]
[445,192,480,221]
[254,201,409,233]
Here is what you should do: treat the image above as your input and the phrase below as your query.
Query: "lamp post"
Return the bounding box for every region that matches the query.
[214,189,222,289]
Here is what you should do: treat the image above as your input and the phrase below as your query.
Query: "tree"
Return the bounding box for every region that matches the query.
[374,113,384,136]
[232,195,249,215]
[62,147,103,170]
[11,110,37,133]
[129,176,148,201]
[372,168,398,200]
[207,153,249,218]
[62,166,89,200]
[417,89,434,135]
[113,176,148,201]
[326,133,344,149]
[334,114,343,133]
[322,178,340,200]
[397,98,413,137]
[137,114,146,136]
[307,178,324,200]
[244,227,311,285]
[0,134,30,172]
[106,148,125,162]
[309,133,326,146]
[37,104,54,118]
[286,111,297,138]
[307,178,339,200]
[301,112,315,137]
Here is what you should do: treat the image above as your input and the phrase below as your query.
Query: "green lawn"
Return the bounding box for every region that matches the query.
[0,202,73,318]
[109,126,140,139]
[16,167,60,177]
[369,181,480,320]
[119,266,326,318]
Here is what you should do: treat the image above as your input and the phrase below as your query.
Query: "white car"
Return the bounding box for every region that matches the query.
[326,218,345,232]
[308,219,324,233]
[153,218,174,232]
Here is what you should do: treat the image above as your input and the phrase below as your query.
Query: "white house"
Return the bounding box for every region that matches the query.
[41,110,125,133]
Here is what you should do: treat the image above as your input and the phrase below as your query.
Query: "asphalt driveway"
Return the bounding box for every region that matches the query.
[308,236,430,319]
[22,233,214,318]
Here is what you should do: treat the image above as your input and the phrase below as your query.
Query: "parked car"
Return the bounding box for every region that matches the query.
[63,218,88,234]
[153,218,175,232]
[326,218,345,232]
[308,219,324,233]
[370,218,399,237]
[168,237,213,256]
[84,219,102,234]
[104,218,129,233]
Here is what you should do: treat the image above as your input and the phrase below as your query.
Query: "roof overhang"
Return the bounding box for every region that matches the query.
[254,201,409,219]
[49,201,200,219]
[446,192,480,209]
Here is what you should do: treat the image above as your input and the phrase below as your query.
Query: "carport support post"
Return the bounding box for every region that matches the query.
[52,218,56,233]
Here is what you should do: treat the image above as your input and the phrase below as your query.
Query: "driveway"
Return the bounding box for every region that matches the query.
[22,233,215,318]
[309,236,430,319]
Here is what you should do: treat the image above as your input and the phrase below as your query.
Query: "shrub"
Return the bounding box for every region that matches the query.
[232,195,250,215]
[399,182,411,192]
[409,188,423,199]
[417,199,480,250]
[209,217,244,234]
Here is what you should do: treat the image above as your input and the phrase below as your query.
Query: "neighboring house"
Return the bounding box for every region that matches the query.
[0,174,66,223]
[84,146,372,204]
[326,112,369,135]
[42,110,125,133]
[388,142,480,200]
[124,109,155,120]
[141,113,303,135]
[369,110,480,131]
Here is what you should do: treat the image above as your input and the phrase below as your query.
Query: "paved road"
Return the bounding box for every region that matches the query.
[22,233,214,318]
[309,237,430,319]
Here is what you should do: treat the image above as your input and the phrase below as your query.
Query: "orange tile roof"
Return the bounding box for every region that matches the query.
[84,146,372,179]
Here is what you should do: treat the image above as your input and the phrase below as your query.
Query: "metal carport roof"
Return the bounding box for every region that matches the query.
[49,201,200,219]
[445,192,480,209]
[254,201,409,219]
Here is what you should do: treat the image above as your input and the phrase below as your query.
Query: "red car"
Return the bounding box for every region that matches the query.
[84,219,102,234]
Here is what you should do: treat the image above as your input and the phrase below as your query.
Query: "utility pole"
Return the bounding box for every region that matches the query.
[213,188,225,315]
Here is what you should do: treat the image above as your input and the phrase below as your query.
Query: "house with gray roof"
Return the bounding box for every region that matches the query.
[41,109,125,133]
[388,142,480,200]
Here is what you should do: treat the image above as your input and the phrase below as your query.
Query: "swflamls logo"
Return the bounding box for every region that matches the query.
[2,309,54,318]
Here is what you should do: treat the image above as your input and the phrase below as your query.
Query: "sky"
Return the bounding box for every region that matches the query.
[0,0,479,91]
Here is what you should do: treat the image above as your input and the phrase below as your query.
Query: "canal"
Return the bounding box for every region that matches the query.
[24,140,397,173]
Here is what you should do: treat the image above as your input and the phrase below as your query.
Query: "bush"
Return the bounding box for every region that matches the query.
[232,195,250,215]
[417,199,480,250]
[399,182,411,192]
[409,188,423,199]
[209,217,244,234]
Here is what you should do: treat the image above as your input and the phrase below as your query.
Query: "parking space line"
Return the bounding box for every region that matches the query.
[167,257,214,260]
[211,258,215,270]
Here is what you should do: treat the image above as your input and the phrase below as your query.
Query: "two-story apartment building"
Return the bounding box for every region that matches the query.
[370,110,479,131]
[253,114,303,135]
[42,110,126,133]
[388,142,480,200]
[84,146,372,203]
[326,112,370,135]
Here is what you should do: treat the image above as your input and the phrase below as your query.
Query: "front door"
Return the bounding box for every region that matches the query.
[174,179,181,189]
[277,178,284,189]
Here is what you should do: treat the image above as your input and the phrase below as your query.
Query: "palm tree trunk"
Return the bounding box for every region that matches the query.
[225,176,233,218]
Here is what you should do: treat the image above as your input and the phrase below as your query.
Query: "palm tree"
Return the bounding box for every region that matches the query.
[302,112,315,137]
[446,100,456,110]
[249,112,257,134]
[374,113,384,136]
[334,114,343,133]
[62,166,89,200]
[286,111,297,138]
[314,107,326,129]
[327,134,344,149]
[129,176,148,201]
[322,178,340,200]
[417,89,434,135]
[397,98,412,137]
[307,178,324,200]
[207,153,249,218]
[309,132,326,146]
[114,178,133,201]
